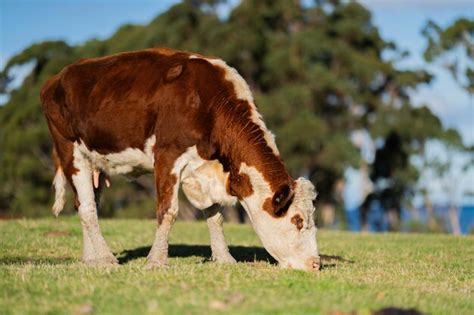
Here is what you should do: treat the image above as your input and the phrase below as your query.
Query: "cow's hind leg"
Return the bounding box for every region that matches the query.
[204,206,236,263]
[47,114,115,265]
[81,172,107,263]
[72,151,117,266]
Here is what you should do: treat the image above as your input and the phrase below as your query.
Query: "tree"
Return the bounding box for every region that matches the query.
[421,17,473,233]
[423,18,474,94]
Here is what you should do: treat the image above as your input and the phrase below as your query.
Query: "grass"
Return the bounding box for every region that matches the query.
[0,218,472,315]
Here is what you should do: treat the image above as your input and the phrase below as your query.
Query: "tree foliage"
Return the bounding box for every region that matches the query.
[423,17,474,94]
[0,0,464,218]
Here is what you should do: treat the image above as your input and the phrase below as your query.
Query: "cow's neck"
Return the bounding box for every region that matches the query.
[211,100,292,197]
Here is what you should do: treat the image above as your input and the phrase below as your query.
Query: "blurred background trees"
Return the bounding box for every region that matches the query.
[422,17,474,94]
[0,0,471,232]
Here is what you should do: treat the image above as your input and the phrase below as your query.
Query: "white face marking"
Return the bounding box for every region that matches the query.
[237,164,319,270]
[190,56,280,156]
[74,135,156,176]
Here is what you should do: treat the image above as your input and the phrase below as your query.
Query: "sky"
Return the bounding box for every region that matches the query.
[360,0,473,145]
[1,0,473,205]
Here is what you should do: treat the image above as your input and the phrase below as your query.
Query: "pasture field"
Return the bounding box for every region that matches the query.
[0,218,472,315]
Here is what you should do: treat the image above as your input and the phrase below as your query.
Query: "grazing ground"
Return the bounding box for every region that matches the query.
[0,218,472,315]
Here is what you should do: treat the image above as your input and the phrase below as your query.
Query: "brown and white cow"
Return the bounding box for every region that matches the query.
[40,48,320,271]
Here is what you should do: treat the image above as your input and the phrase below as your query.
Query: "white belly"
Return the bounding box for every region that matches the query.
[73,140,235,209]
[73,136,156,176]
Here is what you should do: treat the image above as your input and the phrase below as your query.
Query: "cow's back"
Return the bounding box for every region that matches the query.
[41,49,215,155]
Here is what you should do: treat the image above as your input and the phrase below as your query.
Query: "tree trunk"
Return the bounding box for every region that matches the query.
[177,192,200,221]
[424,196,438,231]
[223,205,240,224]
[409,203,420,222]
[320,202,335,228]
[448,204,461,235]
[386,208,400,231]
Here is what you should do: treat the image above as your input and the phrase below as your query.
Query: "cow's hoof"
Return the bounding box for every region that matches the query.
[83,255,119,266]
[144,259,167,270]
[213,254,237,264]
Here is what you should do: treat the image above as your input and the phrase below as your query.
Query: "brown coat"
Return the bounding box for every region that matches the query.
[40,48,294,221]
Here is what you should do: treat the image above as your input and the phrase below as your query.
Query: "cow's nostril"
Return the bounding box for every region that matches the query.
[307,256,321,271]
[312,261,320,270]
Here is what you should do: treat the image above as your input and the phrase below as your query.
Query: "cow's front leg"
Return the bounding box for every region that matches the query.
[145,210,178,269]
[204,206,236,263]
[72,159,117,266]
[145,149,184,269]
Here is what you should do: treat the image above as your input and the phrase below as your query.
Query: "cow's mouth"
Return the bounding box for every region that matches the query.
[280,256,321,272]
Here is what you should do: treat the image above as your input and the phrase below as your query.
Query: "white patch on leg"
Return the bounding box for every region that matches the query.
[82,227,96,263]
[190,56,279,155]
[52,167,66,217]
[72,143,95,209]
[72,143,117,265]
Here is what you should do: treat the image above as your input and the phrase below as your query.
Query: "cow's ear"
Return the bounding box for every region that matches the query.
[165,63,184,82]
[228,172,253,199]
[272,184,293,217]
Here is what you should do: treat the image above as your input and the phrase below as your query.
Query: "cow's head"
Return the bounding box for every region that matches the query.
[182,160,319,272]
[232,164,319,271]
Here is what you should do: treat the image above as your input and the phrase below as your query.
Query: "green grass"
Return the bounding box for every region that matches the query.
[0,218,472,315]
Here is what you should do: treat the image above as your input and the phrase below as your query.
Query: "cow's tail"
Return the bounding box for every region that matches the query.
[41,73,72,217]
[52,147,66,217]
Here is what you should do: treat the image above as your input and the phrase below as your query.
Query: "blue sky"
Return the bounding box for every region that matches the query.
[1,0,473,205]
[1,0,181,64]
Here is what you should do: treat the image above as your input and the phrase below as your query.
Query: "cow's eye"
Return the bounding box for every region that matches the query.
[291,214,304,230]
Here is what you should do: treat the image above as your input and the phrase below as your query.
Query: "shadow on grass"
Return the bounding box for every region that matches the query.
[0,247,352,268]
[371,307,424,315]
[0,257,75,265]
[117,244,353,269]
[117,244,276,265]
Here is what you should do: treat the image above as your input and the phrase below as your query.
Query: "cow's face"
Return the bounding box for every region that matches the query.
[236,165,320,272]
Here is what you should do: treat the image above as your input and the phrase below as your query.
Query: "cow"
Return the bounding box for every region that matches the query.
[40,48,320,271]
